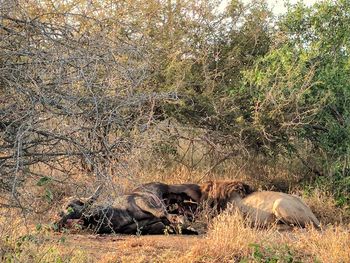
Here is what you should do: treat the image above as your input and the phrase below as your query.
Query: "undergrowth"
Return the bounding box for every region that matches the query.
[1,167,349,263]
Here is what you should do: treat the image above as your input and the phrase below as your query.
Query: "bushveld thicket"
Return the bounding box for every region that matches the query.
[0,0,349,217]
[1,0,350,262]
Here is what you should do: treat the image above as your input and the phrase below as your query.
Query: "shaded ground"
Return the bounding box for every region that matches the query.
[3,224,349,262]
[50,232,203,262]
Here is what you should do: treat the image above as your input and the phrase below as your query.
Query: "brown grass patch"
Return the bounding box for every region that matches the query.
[179,212,350,262]
[303,189,350,225]
[1,210,349,263]
[1,166,349,262]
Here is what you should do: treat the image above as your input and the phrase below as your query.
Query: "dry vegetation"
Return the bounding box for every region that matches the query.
[1,167,349,262]
[1,0,350,262]
[1,126,349,262]
[1,208,349,263]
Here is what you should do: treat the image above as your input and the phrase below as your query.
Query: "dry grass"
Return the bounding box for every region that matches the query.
[2,211,348,263]
[0,214,88,262]
[294,225,350,262]
[182,211,275,262]
[1,166,350,262]
[303,188,350,225]
[180,212,350,262]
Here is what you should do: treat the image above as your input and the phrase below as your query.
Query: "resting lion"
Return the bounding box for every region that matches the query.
[199,180,320,229]
[199,180,254,212]
[55,183,201,235]
[236,191,321,229]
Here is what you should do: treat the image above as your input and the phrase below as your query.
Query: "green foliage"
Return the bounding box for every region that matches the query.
[150,1,349,202]
[37,176,52,186]
[67,206,74,214]
[278,0,350,157]
[233,0,350,196]
[45,189,53,203]
[37,177,54,203]
[242,243,302,263]
[303,168,350,207]
[35,223,42,232]
[163,95,216,126]
[153,141,178,157]
[2,0,349,208]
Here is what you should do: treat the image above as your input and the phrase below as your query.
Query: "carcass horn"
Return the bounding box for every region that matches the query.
[86,185,103,206]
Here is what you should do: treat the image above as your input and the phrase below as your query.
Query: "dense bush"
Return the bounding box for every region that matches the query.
[240,0,350,203]
[0,0,349,210]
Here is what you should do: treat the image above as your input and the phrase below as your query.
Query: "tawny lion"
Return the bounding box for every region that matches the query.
[236,191,320,229]
[199,180,321,229]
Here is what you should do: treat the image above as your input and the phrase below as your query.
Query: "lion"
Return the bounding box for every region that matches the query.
[55,183,201,235]
[199,180,254,212]
[198,180,320,229]
[237,191,321,229]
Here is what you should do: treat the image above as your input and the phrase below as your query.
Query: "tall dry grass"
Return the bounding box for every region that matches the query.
[0,211,90,262]
[302,188,350,225]
[178,212,350,263]
[1,161,350,262]
[2,210,349,262]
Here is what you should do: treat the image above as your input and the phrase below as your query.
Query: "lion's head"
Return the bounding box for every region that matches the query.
[199,180,253,212]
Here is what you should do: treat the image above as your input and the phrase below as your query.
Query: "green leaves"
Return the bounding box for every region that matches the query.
[45,189,53,203]
[238,0,349,204]
[245,243,298,263]
[36,176,52,186]
[37,177,54,203]
[67,207,74,214]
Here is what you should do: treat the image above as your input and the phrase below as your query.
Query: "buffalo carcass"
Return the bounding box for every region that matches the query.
[55,184,200,235]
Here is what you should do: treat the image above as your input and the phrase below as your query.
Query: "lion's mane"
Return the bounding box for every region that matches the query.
[199,180,254,211]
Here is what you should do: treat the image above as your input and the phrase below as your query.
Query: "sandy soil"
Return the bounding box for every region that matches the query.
[50,232,203,262]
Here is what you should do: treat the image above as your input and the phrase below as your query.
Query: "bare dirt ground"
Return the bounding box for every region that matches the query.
[50,233,202,262]
[3,222,349,262]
